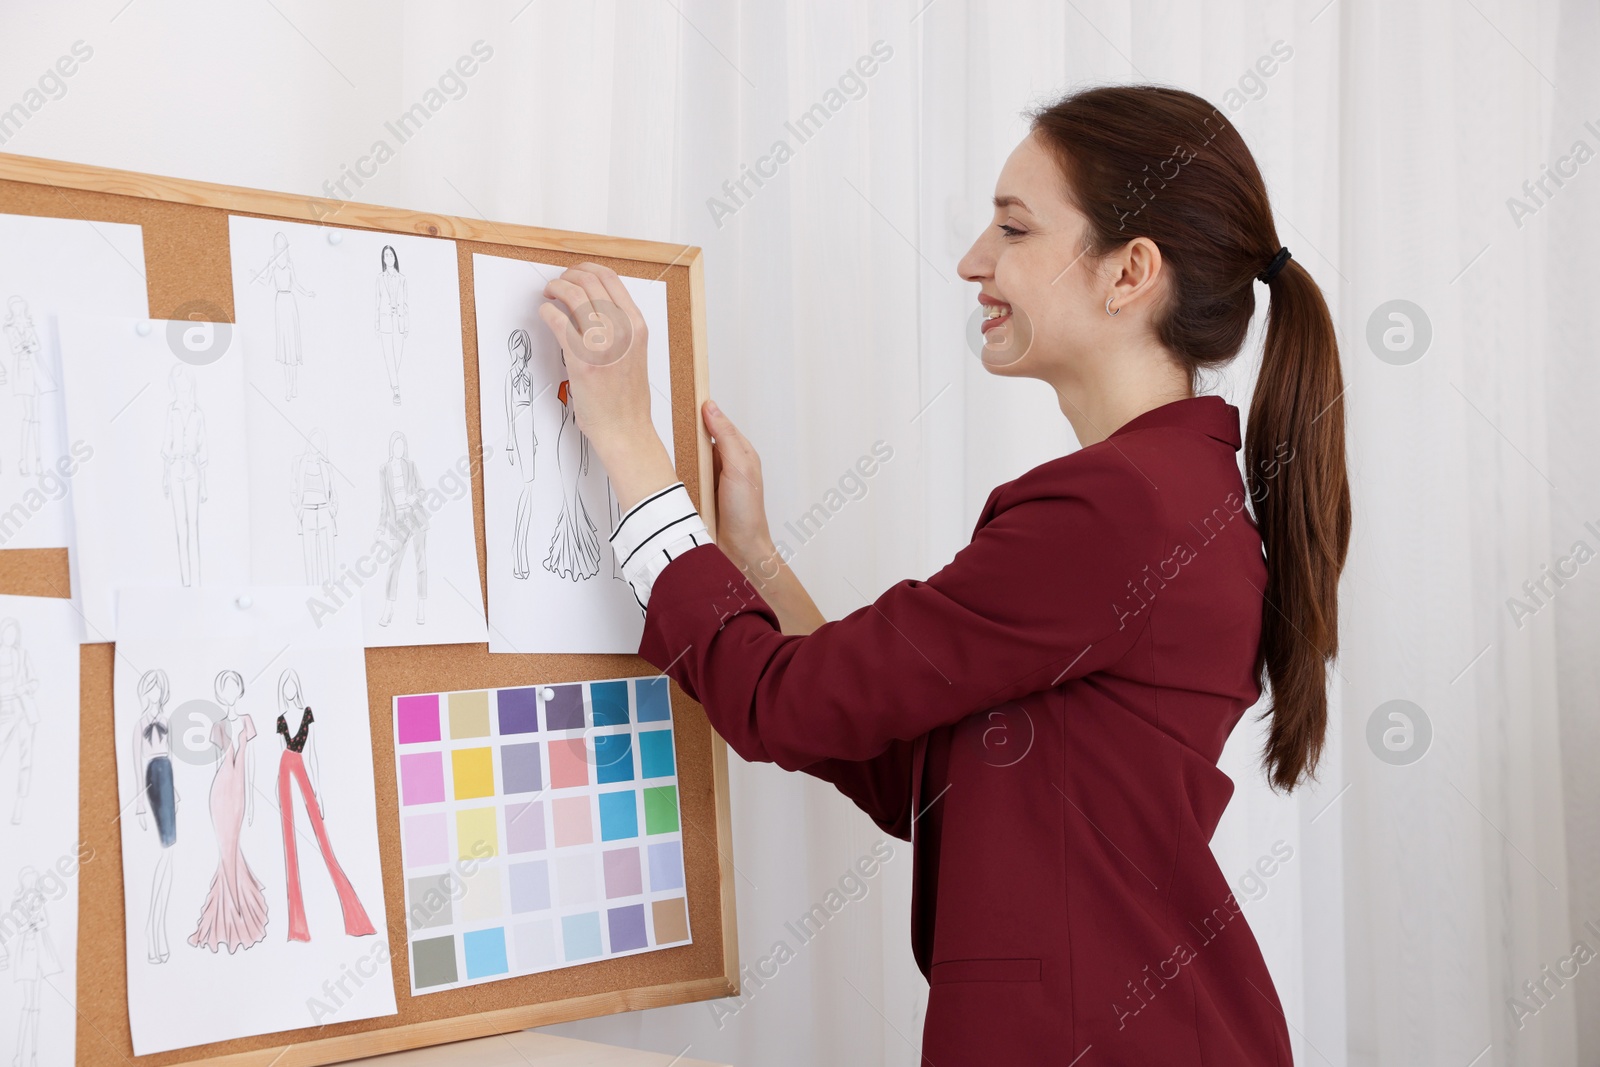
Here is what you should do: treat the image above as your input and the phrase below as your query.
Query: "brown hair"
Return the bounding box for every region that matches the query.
[1029,85,1351,791]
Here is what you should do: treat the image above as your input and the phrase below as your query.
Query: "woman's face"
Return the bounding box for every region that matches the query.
[957,131,1124,382]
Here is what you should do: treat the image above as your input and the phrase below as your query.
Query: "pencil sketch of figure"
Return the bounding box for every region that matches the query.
[504,328,538,578]
[161,365,207,587]
[0,617,39,825]
[251,231,316,400]
[132,668,177,964]
[375,244,409,406]
[290,429,338,585]
[275,668,376,942]
[0,866,62,1065]
[606,477,625,581]
[189,670,269,954]
[376,431,428,627]
[2,296,55,475]
[544,359,600,581]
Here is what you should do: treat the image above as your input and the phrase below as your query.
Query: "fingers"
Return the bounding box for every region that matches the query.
[703,399,758,469]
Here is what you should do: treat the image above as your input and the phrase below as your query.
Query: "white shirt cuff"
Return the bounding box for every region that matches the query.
[610,481,712,612]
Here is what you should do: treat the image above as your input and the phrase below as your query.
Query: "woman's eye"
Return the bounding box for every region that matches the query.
[998,224,1025,238]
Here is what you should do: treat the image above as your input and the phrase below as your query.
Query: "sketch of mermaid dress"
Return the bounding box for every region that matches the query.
[2,296,54,475]
[543,378,600,581]
[275,671,375,941]
[291,431,338,585]
[0,617,38,825]
[0,867,60,1067]
[189,714,269,954]
[504,330,537,578]
[161,367,207,587]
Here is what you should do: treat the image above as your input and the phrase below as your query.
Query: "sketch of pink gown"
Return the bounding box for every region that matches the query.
[189,715,268,953]
[543,378,600,580]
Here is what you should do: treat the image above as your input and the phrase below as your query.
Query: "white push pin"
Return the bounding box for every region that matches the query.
[540,687,555,701]
[235,594,253,610]
[135,320,152,336]
[326,229,343,245]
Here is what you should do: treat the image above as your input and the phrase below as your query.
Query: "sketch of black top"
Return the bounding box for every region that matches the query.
[375,245,408,406]
[376,431,428,626]
[3,295,56,475]
[290,429,339,586]
[160,365,207,587]
[277,706,313,753]
[132,668,176,964]
[504,329,539,579]
[0,616,39,825]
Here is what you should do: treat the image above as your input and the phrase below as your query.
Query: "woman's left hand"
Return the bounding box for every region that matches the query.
[537,262,677,511]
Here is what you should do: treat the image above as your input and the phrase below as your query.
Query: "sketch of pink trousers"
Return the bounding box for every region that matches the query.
[277,749,375,941]
[170,469,202,586]
[384,508,426,602]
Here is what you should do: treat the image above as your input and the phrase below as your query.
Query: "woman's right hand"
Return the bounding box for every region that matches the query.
[702,400,777,575]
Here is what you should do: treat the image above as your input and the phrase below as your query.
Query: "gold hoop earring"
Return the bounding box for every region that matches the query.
[1105,295,1119,317]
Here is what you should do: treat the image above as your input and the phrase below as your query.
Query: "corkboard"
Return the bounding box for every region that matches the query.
[0,153,737,1066]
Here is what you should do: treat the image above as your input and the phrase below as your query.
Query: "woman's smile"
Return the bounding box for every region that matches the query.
[978,293,1012,333]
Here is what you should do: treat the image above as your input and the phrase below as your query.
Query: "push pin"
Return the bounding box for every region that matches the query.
[326,229,343,245]
[235,594,253,610]
[135,320,152,336]
[540,687,555,701]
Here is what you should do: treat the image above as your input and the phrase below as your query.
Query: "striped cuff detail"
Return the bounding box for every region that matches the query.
[610,481,712,611]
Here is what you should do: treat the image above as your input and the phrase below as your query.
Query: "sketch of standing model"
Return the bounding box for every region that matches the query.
[0,866,62,1066]
[376,431,428,627]
[275,668,376,941]
[251,231,315,400]
[375,245,409,406]
[2,296,55,475]
[544,361,600,581]
[132,668,176,964]
[189,670,269,954]
[504,329,538,578]
[161,365,207,587]
[290,429,338,585]
[0,617,38,825]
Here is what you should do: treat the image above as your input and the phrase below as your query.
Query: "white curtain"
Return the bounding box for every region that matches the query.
[7,1,1591,1063]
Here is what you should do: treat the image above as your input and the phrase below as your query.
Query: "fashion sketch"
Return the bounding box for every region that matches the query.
[275,668,375,942]
[375,431,429,627]
[0,866,62,1067]
[290,429,339,585]
[132,668,177,964]
[160,366,207,587]
[375,245,409,406]
[251,231,316,400]
[606,477,624,581]
[0,617,39,825]
[504,328,538,578]
[2,296,56,475]
[188,670,268,954]
[544,362,601,581]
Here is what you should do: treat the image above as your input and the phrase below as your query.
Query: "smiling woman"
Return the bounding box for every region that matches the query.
[539,83,1348,1066]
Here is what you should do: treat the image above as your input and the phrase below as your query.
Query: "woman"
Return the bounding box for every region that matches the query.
[131,668,176,963]
[540,85,1349,1064]
[290,427,338,585]
[542,350,600,581]
[253,231,315,400]
[375,244,409,405]
[0,616,38,826]
[2,867,60,1066]
[275,668,375,941]
[375,430,428,627]
[2,295,53,475]
[160,365,207,587]
[504,328,538,578]
[189,669,269,954]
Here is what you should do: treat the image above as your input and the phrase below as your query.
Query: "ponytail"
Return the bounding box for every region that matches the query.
[1029,85,1352,791]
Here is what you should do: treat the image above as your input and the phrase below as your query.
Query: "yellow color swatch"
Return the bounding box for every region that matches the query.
[452,747,495,800]
[456,807,498,859]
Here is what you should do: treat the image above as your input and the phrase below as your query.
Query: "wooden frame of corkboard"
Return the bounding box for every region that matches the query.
[0,151,739,1066]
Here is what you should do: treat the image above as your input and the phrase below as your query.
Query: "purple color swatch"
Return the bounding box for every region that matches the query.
[497,687,540,735]
[505,800,546,854]
[544,684,585,731]
[608,903,648,952]
[603,847,642,898]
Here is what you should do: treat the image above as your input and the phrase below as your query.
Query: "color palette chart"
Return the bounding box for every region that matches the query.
[392,675,692,994]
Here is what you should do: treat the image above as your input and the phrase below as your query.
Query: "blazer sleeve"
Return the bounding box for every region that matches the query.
[798,744,916,841]
[636,450,1167,770]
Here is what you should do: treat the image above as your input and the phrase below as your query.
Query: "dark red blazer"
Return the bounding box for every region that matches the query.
[638,395,1294,1066]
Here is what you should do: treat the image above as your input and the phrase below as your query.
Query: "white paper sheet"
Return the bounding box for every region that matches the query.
[58,314,252,642]
[113,586,395,1055]
[0,595,83,1067]
[0,213,149,550]
[471,254,675,653]
[228,217,487,648]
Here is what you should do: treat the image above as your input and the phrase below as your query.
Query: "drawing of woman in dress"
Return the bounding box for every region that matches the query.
[252,231,315,400]
[376,431,429,627]
[2,296,54,475]
[1,866,61,1066]
[275,668,375,942]
[375,244,408,406]
[160,366,207,587]
[132,668,176,963]
[544,352,600,580]
[504,328,537,578]
[189,670,268,954]
[0,617,39,826]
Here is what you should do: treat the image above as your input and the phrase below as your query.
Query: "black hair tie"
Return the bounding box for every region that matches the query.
[1257,246,1292,284]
